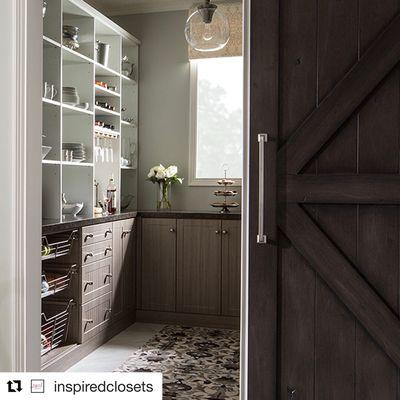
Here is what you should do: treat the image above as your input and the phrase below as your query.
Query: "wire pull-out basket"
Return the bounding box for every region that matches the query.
[42,230,78,261]
[41,300,73,356]
[41,264,77,298]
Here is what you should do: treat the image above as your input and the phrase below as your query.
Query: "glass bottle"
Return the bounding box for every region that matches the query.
[107,177,117,214]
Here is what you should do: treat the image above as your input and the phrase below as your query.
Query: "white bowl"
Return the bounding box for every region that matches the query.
[62,202,84,217]
[42,146,52,159]
[76,102,89,110]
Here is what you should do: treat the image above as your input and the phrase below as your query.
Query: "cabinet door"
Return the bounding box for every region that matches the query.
[112,220,124,320]
[81,258,113,304]
[122,218,135,313]
[221,220,241,316]
[141,218,176,311]
[80,292,112,342]
[112,218,135,321]
[177,219,222,315]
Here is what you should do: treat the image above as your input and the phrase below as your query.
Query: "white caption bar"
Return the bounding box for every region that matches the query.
[0,373,162,400]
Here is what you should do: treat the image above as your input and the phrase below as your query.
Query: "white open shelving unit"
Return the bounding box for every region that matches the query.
[42,0,139,221]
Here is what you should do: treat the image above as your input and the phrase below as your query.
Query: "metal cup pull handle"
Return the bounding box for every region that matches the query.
[83,319,94,331]
[84,252,94,262]
[257,133,269,244]
[84,233,94,242]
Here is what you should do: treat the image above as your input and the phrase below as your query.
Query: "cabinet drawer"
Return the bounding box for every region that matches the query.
[82,223,113,246]
[81,258,112,304]
[82,240,112,265]
[80,292,112,342]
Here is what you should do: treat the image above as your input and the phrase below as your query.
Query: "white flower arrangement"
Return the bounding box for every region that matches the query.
[147,164,183,185]
[147,164,183,210]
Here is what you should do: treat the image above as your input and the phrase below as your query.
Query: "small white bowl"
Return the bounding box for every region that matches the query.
[76,102,89,110]
[62,202,84,217]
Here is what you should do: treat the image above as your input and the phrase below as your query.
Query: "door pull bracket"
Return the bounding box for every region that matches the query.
[257,133,272,244]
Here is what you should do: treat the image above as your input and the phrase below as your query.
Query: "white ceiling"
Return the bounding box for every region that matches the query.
[86,0,232,16]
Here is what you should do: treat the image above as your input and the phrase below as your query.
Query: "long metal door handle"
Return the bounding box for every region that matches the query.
[257,133,268,244]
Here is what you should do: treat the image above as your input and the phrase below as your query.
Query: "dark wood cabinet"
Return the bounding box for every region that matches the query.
[41,216,137,371]
[112,220,124,320]
[137,216,240,327]
[122,218,135,313]
[177,219,222,315]
[140,218,177,311]
[222,220,241,317]
[112,218,135,321]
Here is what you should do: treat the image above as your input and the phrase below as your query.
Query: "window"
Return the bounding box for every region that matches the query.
[189,56,243,185]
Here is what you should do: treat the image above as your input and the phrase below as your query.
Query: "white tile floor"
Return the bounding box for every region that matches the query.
[67,322,164,372]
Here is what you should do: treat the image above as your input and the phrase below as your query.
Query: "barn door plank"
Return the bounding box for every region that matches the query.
[315,207,357,400]
[356,207,399,400]
[278,204,400,368]
[281,174,400,204]
[313,1,358,397]
[356,4,400,393]
[277,12,400,174]
[279,0,317,145]
[280,239,315,400]
[248,0,279,397]
[278,0,317,397]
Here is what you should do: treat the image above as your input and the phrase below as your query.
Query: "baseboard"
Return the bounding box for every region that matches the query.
[41,315,135,372]
[136,310,240,330]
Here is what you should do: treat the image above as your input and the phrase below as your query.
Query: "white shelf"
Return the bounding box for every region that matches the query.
[42,159,61,165]
[62,46,93,64]
[62,103,93,116]
[42,0,139,222]
[95,85,120,97]
[95,62,120,78]
[43,98,61,107]
[95,105,120,117]
[121,120,137,127]
[43,36,61,48]
[62,161,94,167]
[121,74,137,85]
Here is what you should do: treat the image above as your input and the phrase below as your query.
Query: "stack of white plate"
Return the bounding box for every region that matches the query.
[63,143,86,162]
[63,87,80,106]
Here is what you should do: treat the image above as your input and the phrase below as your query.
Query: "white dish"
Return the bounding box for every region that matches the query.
[76,102,89,110]
[63,101,79,107]
[62,202,84,216]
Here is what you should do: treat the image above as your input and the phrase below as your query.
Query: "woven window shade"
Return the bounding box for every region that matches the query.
[188,1,243,59]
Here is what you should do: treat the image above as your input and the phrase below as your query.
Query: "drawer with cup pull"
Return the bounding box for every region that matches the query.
[80,292,112,342]
[82,239,112,265]
[82,223,113,246]
[81,258,112,304]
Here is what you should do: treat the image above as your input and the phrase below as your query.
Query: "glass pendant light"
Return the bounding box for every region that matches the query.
[185,0,230,52]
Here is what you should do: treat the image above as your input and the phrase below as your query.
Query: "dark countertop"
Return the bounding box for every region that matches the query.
[42,212,138,235]
[138,210,241,220]
[42,210,241,235]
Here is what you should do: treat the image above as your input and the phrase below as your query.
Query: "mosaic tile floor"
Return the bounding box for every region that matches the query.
[115,325,240,399]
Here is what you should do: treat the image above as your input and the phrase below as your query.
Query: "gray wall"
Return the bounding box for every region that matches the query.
[113,11,241,211]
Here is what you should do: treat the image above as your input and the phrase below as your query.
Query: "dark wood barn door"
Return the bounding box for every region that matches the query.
[249,0,400,398]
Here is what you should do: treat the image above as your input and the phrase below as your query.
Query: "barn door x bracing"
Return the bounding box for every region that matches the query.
[249,1,400,399]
